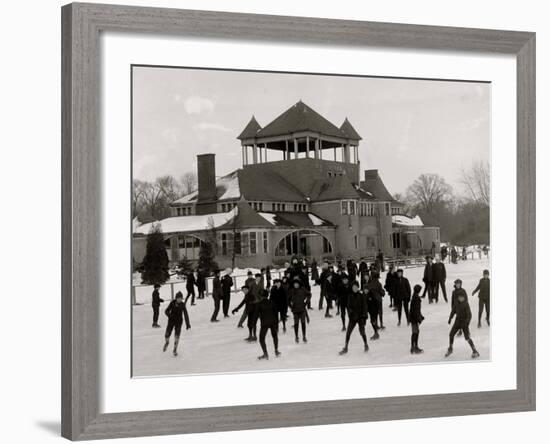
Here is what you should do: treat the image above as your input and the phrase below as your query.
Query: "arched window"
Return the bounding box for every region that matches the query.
[176,234,205,260]
[275,230,333,257]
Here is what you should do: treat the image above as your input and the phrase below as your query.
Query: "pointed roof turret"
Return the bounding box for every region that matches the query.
[340,118,362,140]
[237,115,262,140]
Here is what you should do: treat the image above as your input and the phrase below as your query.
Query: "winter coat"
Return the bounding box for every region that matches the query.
[317,269,331,295]
[366,279,385,302]
[196,271,206,291]
[185,272,196,290]
[433,262,447,281]
[212,276,223,300]
[164,300,190,328]
[449,300,472,328]
[288,285,311,313]
[409,293,424,324]
[384,271,398,295]
[346,290,368,321]
[221,275,233,297]
[151,289,164,307]
[337,281,352,307]
[257,297,279,327]
[423,263,434,283]
[473,277,490,300]
[393,277,412,301]
[451,288,469,308]
[310,262,319,281]
[324,278,337,301]
[270,285,288,312]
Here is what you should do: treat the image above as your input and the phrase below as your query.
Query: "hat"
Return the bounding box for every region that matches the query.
[483,269,490,275]
[454,279,462,285]
[396,268,404,273]
[413,284,422,293]
[154,284,161,289]
[425,255,433,260]
[175,291,184,299]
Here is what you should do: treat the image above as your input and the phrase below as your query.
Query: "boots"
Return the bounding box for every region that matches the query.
[339,346,348,355]
[258,353,269,360]
[445,346,453,357]
[173,338,179,357]
[163,339,169,352]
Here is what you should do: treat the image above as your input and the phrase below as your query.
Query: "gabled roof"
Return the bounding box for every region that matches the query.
[360,169,396,202]
[172,171,240,205]
[340,118,362,140]
[237,116,262,140]
[255,101,348,139]
[218,201,273,229]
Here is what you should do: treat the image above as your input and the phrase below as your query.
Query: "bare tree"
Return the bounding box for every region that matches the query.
[156,175,183,202]
[132,179,149,215]
[180,171,198,196]
[406,173,453,213]
[460,160,490,206]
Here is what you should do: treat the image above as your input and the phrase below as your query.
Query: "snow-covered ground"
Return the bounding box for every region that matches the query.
[132,257,491,377]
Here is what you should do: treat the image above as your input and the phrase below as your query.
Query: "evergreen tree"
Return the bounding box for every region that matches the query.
[141,224,170,285]
[176,255,192,278]
[198,241,218,274]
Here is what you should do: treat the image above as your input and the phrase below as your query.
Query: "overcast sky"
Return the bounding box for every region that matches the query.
[133,66,490,195]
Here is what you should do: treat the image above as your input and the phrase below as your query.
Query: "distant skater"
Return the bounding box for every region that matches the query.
[409,284,425,354]
[185,270,196,305]
[163,291,191,357]
[473,269,490,327]
[365,272,385,340]
[337,274,352,331]
[393,269,411,326]
[339,281,369,355]
[289,279,310,343]
[445,280,479,359]
[210,269,222,322]
[151,283,164,328]
[270,279,288,332]
[232,286,257,342]
[433,257,448,303]
[221,269,234,318]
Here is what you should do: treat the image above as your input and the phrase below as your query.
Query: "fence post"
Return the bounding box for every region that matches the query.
[170,283,175,300]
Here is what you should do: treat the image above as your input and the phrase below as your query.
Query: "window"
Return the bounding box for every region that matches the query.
[366,203,375,216]
[354,234,359,249]
[341,201,348,215]
[323,236,332,253]
[263,232,268,253]
[385,203,391,216]
[392,232,401,249]
[233,232,242,255]
[349,201,356,215]
[275,230,332,256]
[221,233,228,255]
[250,232,257,254]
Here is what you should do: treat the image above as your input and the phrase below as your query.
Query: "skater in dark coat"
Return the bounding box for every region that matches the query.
[288,279,311,343]
[409,285,425,354]
[210,270,223,322]
[422,255,436,303]
[323,273,337,318]
[151,284,164,328]
[365,272,385,339]
[257,292,281,360]
[269,279,288,332]
[232,286,258,342]
[445,282,479,359]
[265,266,272,289]
[221,270,234,318]
[473,269,490,327]
[196,268,206,299]
[185,271,197,305]
[440,245,448,262]
[432,257,448,303]
[393,269,411,326]
[346,259,358,282]
[337,274,352,331]
[450,247,458,264]
[163,291,191,357]
[310,260,319,283]
[385,264,398,308]
[376,249,385,272]
[358,261,369,288]
[237,271,255,328]
[339,281,369,354]
[317,263,331,310]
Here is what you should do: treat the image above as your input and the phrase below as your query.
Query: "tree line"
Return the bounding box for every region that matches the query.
[396,160,490,245]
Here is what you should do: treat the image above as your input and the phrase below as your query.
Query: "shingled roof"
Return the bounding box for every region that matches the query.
[254,101,348,139]
[237,116,262,140]
[340,118,362,140]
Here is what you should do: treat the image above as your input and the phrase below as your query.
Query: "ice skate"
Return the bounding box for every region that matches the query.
[341,326,346,332]
[487,319,490,326]
[258,354,269,360]
[275,350,281,357]
[364,344,369,352]
[472,350,480,359]
[325,313,333,318]
[302,336,308,343]
[410,347,415,354]
[414,347,424,354]
[370,332,380,341]
[163,341,169,352]
[478,321,482,328]
[444,347,453,357]
[339,347,348,355]
[173,350,178,357]
[295,336,300,343]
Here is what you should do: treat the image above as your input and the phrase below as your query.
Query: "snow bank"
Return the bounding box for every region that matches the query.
[134,208,237,235]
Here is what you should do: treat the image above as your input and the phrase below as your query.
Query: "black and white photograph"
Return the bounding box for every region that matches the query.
[131,66,491,377]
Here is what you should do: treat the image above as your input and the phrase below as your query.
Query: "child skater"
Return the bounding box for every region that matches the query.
[288,278,310,343]
[445,280,479,359]
[163,291,191,357]
[337,274,351,331]
[339,281,369,355]
[473,269,490,327]
[151,284,164,328]
[409,284,425,354]
[232,286,257,342]
[257,291,281,360]
[270,278,288,333]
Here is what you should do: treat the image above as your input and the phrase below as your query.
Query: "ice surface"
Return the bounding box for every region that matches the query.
[132,257,491,377]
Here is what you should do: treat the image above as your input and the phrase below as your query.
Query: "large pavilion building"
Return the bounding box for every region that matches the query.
[133,101,440,268]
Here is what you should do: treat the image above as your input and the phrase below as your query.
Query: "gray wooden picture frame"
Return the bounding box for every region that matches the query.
[61,2,536,440]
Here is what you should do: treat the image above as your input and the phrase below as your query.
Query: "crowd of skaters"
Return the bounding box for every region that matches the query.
[152,251,490,360]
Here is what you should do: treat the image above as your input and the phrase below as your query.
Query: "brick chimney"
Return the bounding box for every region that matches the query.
[197,153,217,202]
[364,169,379,181]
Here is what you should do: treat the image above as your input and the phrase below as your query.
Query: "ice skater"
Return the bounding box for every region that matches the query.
[409,284,425,354]
[151,283,164,328]
[221,268,233,318]
[365,271,385,339]
[445,280,479,359]
[433,256,448,303]
[270,278,288,332]
[257,291,281,360]
[163,291,191,357]
[393,269,411,326]
[185,270,196,305]
[210,269,222,322]
[473,269,490,327]
[289,278,310,343]
[232,285,258,342]
[337,274,351,331]
[339,281,369,354]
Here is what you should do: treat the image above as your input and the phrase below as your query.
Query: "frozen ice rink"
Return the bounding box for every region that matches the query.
[132,257,491,377]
